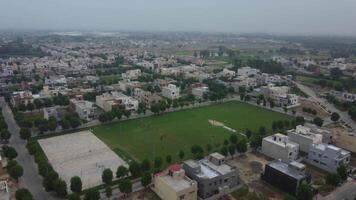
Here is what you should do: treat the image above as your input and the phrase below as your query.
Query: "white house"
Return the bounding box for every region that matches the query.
[305,143,350,173]
[262,133,299,163]
[162,84,180,100]
[70,99,96,121]
[287,125,323,153]
[237,66,260,77]
[121,69,141,80]
[96,91,139,112]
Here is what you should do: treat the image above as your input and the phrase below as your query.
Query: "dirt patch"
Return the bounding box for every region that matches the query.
[329,125,356,153]
[297,98,330,118]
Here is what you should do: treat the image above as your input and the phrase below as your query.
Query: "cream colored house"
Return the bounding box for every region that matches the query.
[152,164,198,200]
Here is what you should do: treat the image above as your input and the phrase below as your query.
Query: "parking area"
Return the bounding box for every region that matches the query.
[38,130,128,189]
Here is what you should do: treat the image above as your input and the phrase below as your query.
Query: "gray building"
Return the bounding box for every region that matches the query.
[305,143,351,173]
[261,160,311,195]
[182,153,240,200]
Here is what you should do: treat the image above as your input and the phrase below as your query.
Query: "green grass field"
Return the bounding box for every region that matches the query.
[93,101,293,163]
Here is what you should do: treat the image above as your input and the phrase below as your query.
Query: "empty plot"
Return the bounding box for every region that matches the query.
[38,131,127,189]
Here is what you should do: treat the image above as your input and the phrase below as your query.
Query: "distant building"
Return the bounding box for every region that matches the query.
[182,153,240,200]
[121,69,141,80]
[221,68,236,78]
[262,133,299,163]
[43,106,61,121]
[287,125,323,153]
[261,160,311,195]
[44,75,67,89]
[133,88,162,108]
[162,84,180,100]
[192,86,209,99]
[237,67,260,77]
[70,99,96,121]
[11,91,33,106]
[330,90,356,103]
[305,143,351,173]
[261,84,299,108]
[152,164,198,200]
[96,91,138,112]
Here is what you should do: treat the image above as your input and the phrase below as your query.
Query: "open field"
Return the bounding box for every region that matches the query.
[38,131,127,189]
[93,101,293,163]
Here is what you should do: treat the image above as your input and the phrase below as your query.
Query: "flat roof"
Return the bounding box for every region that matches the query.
[267,161,306,180]
[159,175,195,192]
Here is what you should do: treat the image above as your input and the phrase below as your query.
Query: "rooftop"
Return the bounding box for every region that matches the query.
[267,160,307,180]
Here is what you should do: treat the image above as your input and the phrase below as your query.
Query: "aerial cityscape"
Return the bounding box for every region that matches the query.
[0,1,356,200]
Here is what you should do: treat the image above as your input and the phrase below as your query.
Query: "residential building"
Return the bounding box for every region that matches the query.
[237,67,259,77]
[162,84,180,100]
[261,160,311,195]
[261,84,299,108]
[96,91,138,112]
[11,91,33,106]
[133,88,162,107]
[152,164,198,200]
[304,123,333,144]
[183,153,240,200]
[43,106,61,121]
[305,143,351,173]
[330,90,356,103]
[262,133,299,163]
[221,68,236,78]
[70,99,96,121]
[287,125,323,153]
[192,86,209,99]
[122,69,141,80]
[44,75,67,89]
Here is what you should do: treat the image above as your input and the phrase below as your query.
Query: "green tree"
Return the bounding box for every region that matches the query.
[326,173,341,186]
[105,186,113,198]
[3,146,18,160]
[129,161,141,177]
[70,176,82,193]
[84,188,100,200]
[154,157,163,170]
[179,150,185,160]
[8,164,23,181]
[236,138,248,154]
[349,106,356,119]
[313,117,324,127]
[337,165,348,182]
[140,159,151,172]
[166,155,172,164]
[228,145,235,156]
[220,146,228,156]
[0,129,11,141]
[119,179,132,195]
[141,172,152,188]
[102,168,113,184]
[296,183,314,200]
[15,188,34,200]
[116,165,129,178]
[331,112,340,122]
[229,134,238,144]
[67,193,81,200]
[53,179,67,197]
[19,128,31,140]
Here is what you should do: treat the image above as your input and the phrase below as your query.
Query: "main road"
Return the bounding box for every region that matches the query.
[294,82,356,131]
[0,97,58,200]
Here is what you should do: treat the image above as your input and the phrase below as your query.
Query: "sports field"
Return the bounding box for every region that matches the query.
[93,101,293,163]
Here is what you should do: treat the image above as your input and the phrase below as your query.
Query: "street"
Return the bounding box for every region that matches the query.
[294,82,356,131]
[0,97,58,200]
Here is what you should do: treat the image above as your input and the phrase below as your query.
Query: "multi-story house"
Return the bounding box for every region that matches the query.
[183,153,240,200]
[11,91,34,106]
[261,160,311,195]
[287,125,323,153]
[70,99,96,121]
[96,91,138,112]
[162,84,180,100]
[305,143,351,173]
[262,133,299,163]
[152,164,198,200]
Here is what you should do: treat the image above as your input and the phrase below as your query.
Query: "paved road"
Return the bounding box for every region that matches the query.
[0,97,58,200]
[295,82,356,131]
[319,179,356,200]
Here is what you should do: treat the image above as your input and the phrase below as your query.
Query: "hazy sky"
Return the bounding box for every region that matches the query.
[1,0,355,35]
